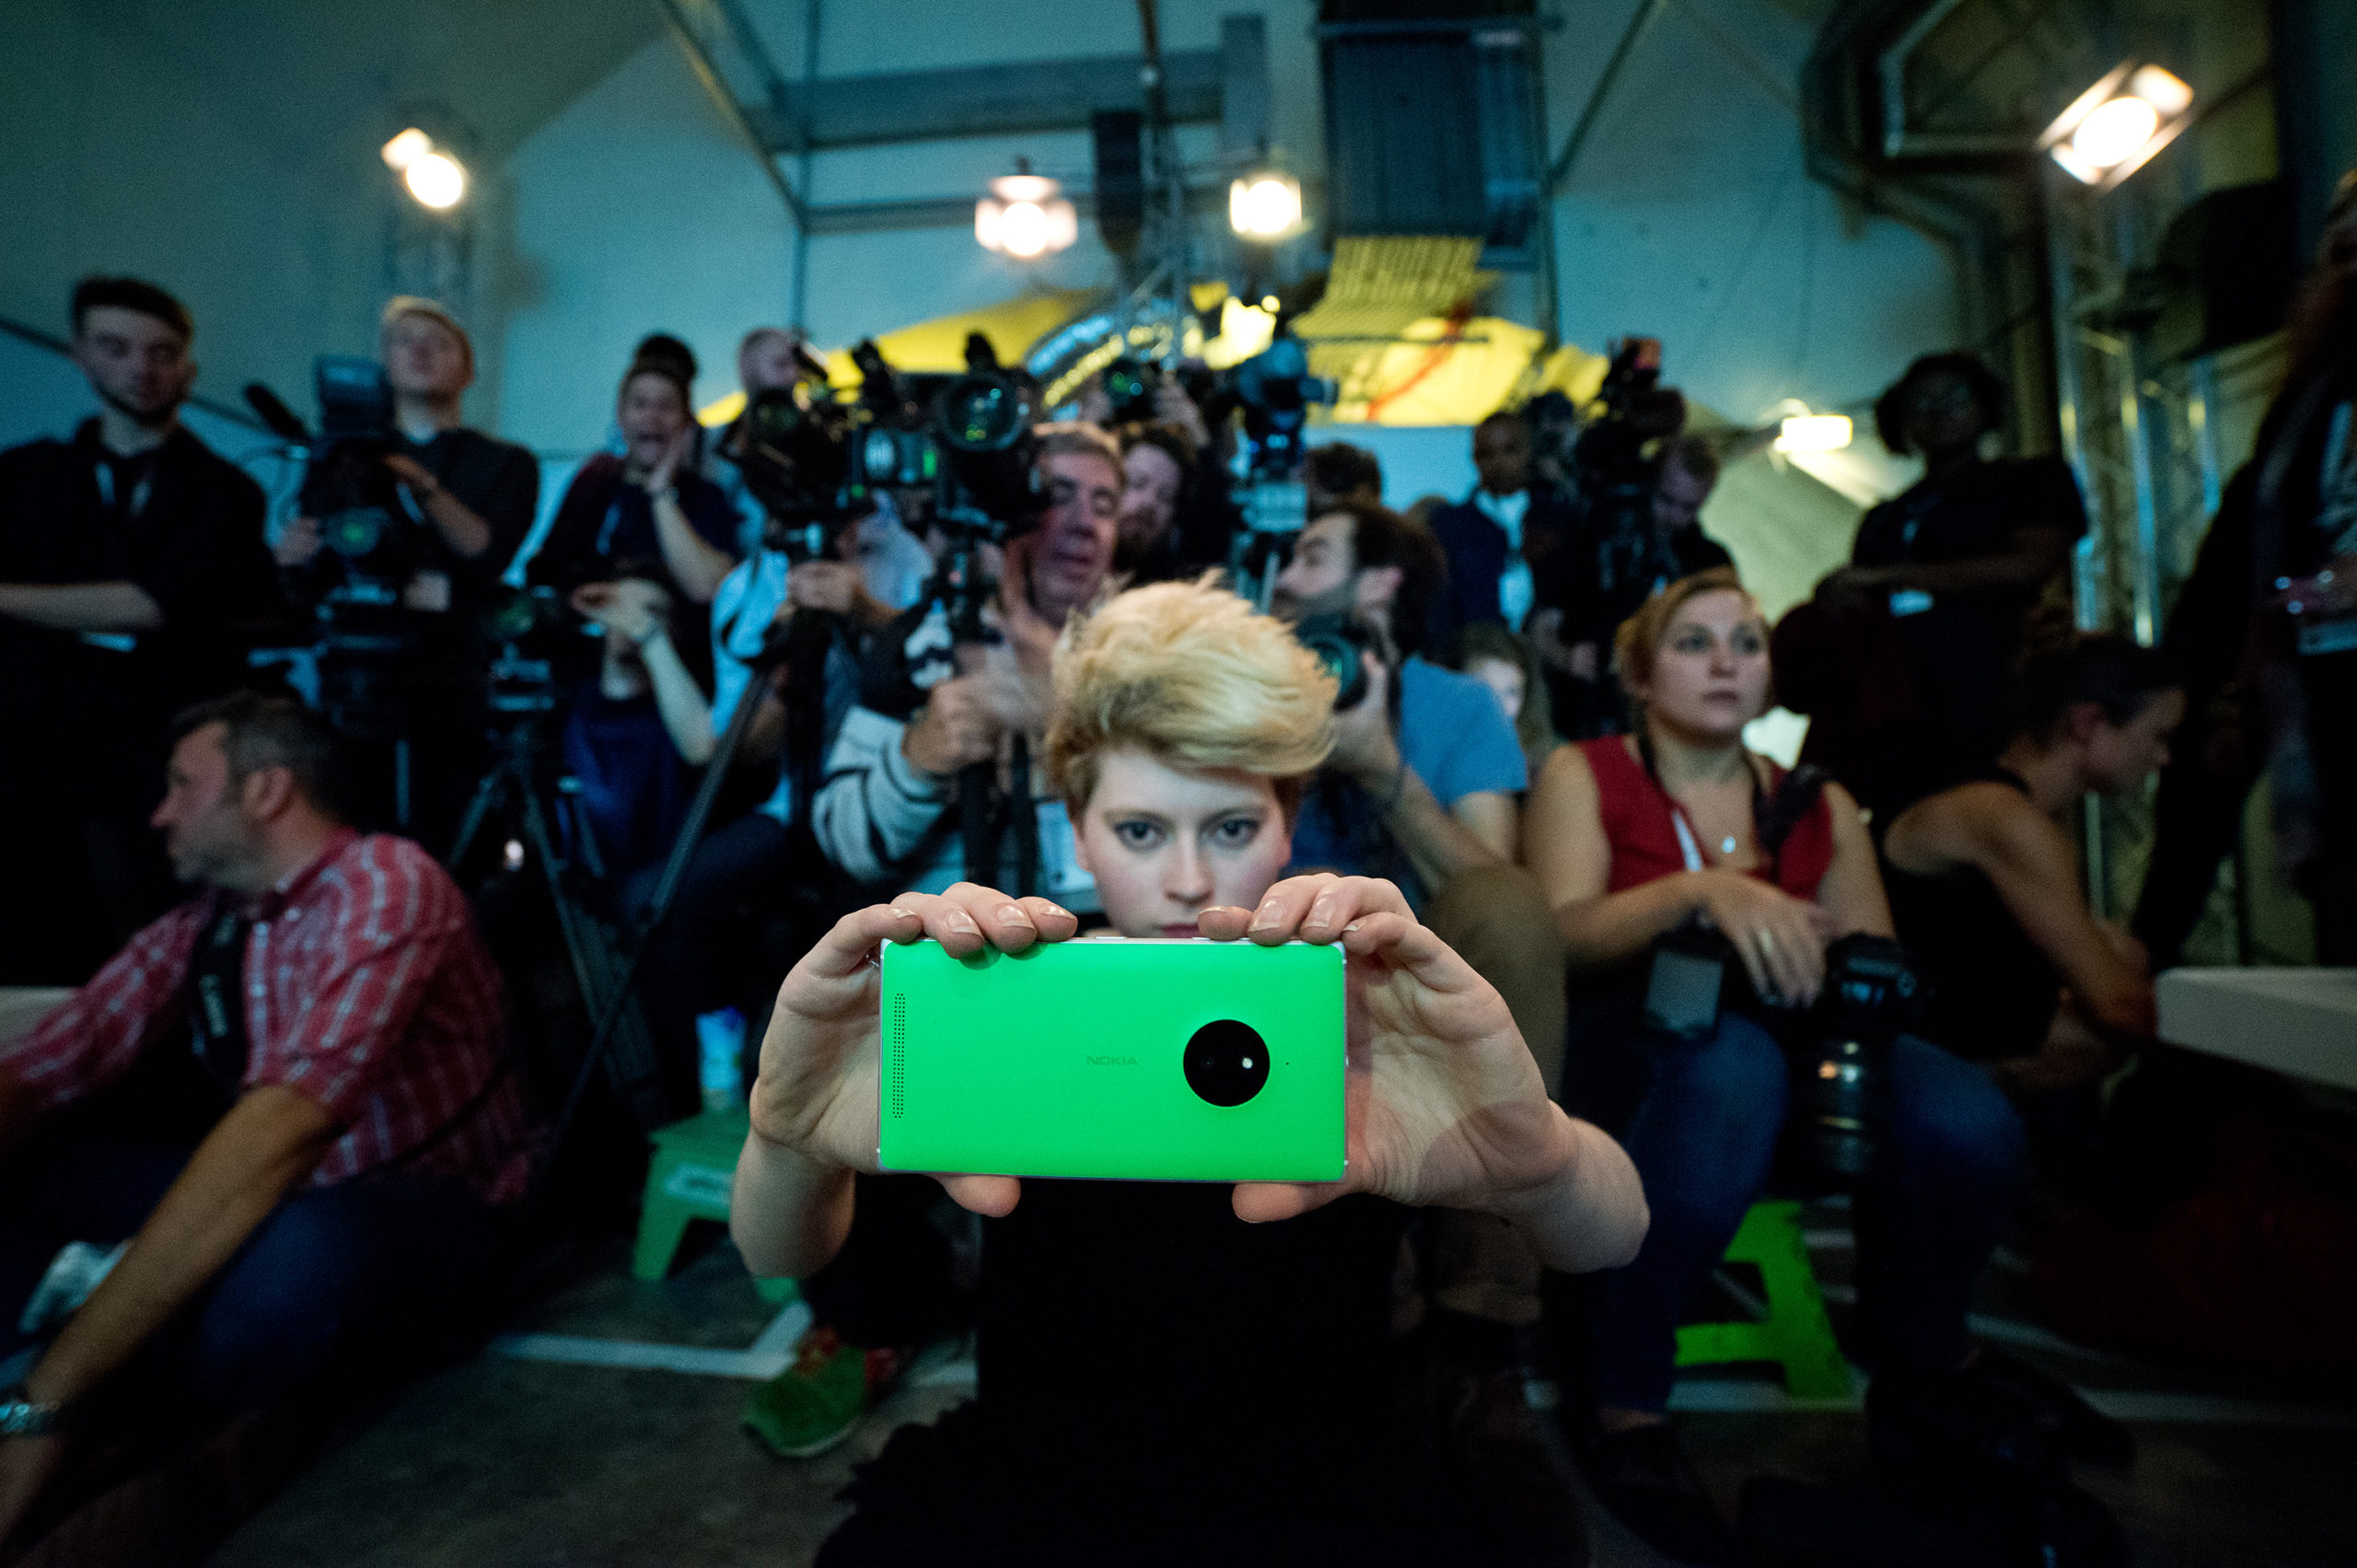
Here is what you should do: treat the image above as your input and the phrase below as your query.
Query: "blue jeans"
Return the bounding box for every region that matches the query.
[0,1135,511,1411]
[1594,1015,2026,1412]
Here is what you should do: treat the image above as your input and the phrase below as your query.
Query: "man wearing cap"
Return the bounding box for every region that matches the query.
[274,298,540,854]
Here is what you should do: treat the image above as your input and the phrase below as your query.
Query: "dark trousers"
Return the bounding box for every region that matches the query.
[1593,1016,2026,1411]
[0,1134,508,1412]
[798,1173,968,1352]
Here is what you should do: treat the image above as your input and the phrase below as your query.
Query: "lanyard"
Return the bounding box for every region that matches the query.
[1635,727,1771,878]
[94,457,155,521]
[188,907,254,1095]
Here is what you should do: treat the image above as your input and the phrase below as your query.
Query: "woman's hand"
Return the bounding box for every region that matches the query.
[747,882,1079,1216]
[1689,868,1836,1007]
[1197,874,1576,1225]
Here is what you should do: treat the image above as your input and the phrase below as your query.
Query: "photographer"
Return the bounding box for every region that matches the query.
[0,695,528,1543]
[1777,353,2085,823]
[1533,433,1731,740]
[528,342,741,689]
[561,575,715,886]
[1882,637,2178,1099]
[808,424,1122,903]
[0,276,280,984]
[711,327,829,555]
[1269,501,1585,1536]
[1113,422,1225,585]
[273,297,540,853]
[1525,569,2028,1562]
[731,580,1645,1566]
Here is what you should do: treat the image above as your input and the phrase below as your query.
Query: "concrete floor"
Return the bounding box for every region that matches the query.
[207,1222,2357,1568]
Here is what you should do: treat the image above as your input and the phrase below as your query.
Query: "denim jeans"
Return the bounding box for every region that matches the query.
[1594,1014,2026,1412]
[0,1134,510,1412]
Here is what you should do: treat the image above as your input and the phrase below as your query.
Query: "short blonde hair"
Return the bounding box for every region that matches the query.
[1046,578,1337,818]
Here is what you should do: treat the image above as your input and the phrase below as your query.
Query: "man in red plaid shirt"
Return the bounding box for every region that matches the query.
[0,693,531,1538]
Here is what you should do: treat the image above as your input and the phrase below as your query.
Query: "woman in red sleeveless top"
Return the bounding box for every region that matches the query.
[1525,569,2027,1562]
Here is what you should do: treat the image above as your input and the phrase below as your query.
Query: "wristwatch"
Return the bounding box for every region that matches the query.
[0,1388,67,1437]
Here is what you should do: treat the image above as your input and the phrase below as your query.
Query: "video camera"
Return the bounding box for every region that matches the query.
[719,334,1042,571]
[245,356,429,738]
[1225,335,1336,607]
[1100,356,1163,426]
[1573,335,1686,489]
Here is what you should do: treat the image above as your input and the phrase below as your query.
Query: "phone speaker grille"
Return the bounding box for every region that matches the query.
[888,993,906,1121]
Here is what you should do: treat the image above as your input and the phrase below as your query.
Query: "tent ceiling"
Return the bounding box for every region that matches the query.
[65,0,661,174]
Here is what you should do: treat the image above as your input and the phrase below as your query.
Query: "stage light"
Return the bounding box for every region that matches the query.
[976,164,1077,259]
[1774,413,1853,454]
[2040,64,2193,190]
[1229,173,1303,240]
[404,150,466,209]
[381,128,432,171]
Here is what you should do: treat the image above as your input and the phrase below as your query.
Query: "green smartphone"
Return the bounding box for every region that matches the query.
[877,937,1345,1182]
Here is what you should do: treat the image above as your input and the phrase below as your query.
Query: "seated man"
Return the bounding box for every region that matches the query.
[0,694,528,1542]
[733,580,1646,1566]
[1268,500,1583,1534]
[1881,635,2181,1102]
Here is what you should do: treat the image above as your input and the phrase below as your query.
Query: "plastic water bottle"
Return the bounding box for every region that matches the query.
[696,1006,746,1113]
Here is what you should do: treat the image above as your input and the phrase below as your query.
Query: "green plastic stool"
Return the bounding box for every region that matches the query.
[1673,1200,1850,1399]
[633,1108,797,1304]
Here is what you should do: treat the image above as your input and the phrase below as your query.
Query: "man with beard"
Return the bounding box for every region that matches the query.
[2136,170,2357,964]
[0,277,280,983]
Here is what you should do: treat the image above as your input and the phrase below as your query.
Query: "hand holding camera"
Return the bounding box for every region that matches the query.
[900,674,1004,777]
[1324,651,1399,785]
[1689,868,1837,1007]
[1199,872,1576,1225]
[747,875,1576,1227]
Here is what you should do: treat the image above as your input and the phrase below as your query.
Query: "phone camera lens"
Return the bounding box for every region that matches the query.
[1184,1019,1270,1107]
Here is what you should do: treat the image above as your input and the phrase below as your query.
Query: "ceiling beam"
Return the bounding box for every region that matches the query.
[744,48,1225,151]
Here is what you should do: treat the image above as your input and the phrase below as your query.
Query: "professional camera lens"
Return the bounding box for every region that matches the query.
[1290,613,1372,711]
[1183,1019,1270,1107]
[935,374,1037,453]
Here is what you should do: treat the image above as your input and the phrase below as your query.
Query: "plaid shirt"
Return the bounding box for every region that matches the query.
[1,830,530,1202]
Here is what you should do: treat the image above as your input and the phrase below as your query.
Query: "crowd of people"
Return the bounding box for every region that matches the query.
[0,167,2351,1565]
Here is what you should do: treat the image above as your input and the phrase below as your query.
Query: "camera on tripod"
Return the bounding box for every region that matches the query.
[479,585,571,725]
[1224,335,1336,607]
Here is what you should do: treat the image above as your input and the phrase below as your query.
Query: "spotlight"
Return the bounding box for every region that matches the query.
[1229,172,1303,240]
[404,150,467,210]
[2040,64,2194,191]
[1775,413,1853,454]
[380,127,432,170]
[975,163,1076,259]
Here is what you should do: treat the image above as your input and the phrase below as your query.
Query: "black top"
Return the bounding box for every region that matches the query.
[528,454,739,689]
[392,428,541,685]
[840,1181,1458,1565]
[0,421,279,729]
[1882,766,2061,1062]
[1852,456,2086,726]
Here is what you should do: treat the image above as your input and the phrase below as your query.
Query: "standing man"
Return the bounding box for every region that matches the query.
[275,298,540,854]
[1427,412,1584,649]
[0,277,281,983]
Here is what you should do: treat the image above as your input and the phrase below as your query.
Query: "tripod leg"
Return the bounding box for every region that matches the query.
[517,782,672,1132]
[447,760,508,869]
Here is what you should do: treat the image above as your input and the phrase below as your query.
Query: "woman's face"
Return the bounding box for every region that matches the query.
[1119,443,1184,553]
[1071,748,1293,938]
[1468,656,1526,726]
[1634,589,1771,742]
[618,373,690,468]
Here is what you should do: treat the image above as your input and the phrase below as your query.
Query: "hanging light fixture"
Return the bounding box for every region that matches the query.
[382,127,467,209]
[2039,64,2195,191]
[1228,170,1304,240]
[976,161,1077,260]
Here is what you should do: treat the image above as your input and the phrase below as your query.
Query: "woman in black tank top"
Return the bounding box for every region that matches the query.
[1880,636,2185,1096]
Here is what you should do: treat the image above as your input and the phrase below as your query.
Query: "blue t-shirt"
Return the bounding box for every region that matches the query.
[1286,656,1527,900]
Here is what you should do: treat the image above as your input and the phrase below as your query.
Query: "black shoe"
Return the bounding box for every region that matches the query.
[1966,1346,2136,1467]
[1438,1366,1589,1568]
[1573,1422,1736,1565]
[1867,1366,2129,1568]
